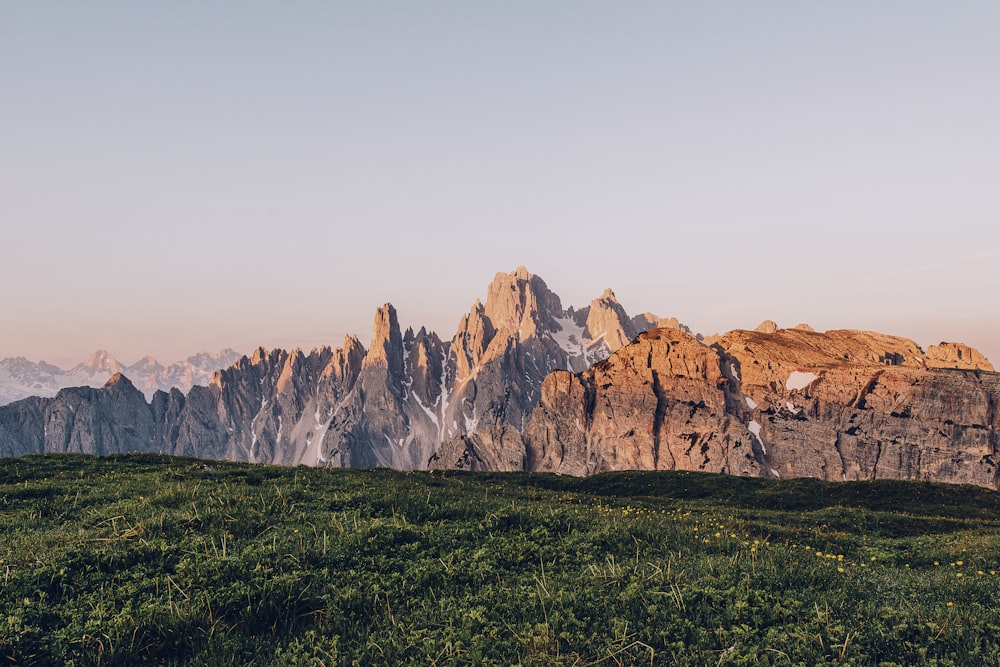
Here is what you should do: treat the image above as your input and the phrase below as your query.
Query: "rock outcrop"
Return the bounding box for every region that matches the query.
[0,268,674,473]
[431,269,627,471]
[755,320,779,334]
[525,325,999,488]
[927,342,995,371]
[2,270,996,489]
[525,328,763,477]
[716,328,999,487]
[0,374,156,458]
[632,313,689,336]
[578,288,636,353]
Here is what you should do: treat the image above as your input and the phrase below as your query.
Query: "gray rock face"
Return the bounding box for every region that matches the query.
[524,329,763,477]
[0,268,664,472]
[429,269,656,471]
[0,397,46,458]
[0,374,156,457]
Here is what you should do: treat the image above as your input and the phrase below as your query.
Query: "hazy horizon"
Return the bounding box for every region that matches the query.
[8,262,999,372]
[4,3,998,368]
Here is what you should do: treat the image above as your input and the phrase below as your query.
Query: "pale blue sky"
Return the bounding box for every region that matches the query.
[3,2,998,367]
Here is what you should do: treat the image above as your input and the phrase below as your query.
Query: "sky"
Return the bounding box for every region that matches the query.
[3,2,998,368]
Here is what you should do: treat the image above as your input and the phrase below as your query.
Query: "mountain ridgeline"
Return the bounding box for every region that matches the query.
[1,267,997,489]
[0,349,242,404]
[0,268,668,469]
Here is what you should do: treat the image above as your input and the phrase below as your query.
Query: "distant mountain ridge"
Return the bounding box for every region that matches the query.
[0,349,242,404]
[0,268,670,466]
[1,267,997,490]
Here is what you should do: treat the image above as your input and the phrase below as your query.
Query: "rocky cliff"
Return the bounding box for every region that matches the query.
[0,374,157,459]
[0,268,668,472]
[1,270,995,489]
[524,328,763,478]
[524,326,999,488]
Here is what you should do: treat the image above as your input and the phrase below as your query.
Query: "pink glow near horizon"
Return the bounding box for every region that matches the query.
[3,4,998,367]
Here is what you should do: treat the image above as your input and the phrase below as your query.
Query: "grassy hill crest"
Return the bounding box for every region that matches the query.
[2,454,999,665]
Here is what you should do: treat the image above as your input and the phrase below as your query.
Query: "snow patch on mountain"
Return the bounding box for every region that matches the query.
[551,315,606,370]
[786,371,818,392]
[748,420,765,454]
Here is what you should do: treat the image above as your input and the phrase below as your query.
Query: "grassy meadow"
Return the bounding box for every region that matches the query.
[2,454,999,665]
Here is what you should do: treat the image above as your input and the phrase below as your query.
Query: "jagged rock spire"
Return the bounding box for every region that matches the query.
[483,267,563,340]
[363,303,404,374]
[583,288,636,352]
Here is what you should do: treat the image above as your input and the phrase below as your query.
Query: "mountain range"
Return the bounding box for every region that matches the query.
[0,349,242,405]
[1,267,997,489]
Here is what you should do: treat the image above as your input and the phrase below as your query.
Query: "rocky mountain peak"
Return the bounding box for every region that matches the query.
[583,288,636,352]
[343,334,365,355]
[321,335,366,383]
[512,265,532,280]
[8,267,997,491]
[483,267,563,340]
[363,304,404,370]
[79,350,125,374]
[405,327,446,408]
[103,372,135,390]
[755,320,779,334]
[276,348,307,396]
[453,299,497,380]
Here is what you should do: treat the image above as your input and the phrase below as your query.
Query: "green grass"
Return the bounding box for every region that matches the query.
[2,454,999,666]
